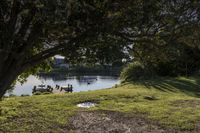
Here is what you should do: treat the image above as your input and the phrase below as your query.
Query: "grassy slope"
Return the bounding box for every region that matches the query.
[1,76,200,132]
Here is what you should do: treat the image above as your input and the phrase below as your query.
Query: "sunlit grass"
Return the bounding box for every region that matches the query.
[1,76,200,132]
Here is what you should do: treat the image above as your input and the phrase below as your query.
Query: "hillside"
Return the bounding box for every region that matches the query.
[1,76,200,132]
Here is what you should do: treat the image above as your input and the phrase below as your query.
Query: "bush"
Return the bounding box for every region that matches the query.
[33,92,42,95]
[120,62,150,81]
[9,94,16,97]
[33,91,52,95]
[155,61,178,76]
[21,94,30,97]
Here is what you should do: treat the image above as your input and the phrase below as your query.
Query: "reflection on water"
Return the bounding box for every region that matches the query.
[8,74,120,96]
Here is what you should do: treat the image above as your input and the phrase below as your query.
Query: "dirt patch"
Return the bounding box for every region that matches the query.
[68,111,175,133]
[171,100,200,107]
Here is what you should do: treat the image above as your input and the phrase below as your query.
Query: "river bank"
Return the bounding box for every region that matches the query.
[1,76,200,132]
[7,75,120,96]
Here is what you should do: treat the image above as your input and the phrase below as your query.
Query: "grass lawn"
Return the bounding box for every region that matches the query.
[1,76,200,132]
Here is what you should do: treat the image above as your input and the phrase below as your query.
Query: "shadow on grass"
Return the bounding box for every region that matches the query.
[131,76,200,97]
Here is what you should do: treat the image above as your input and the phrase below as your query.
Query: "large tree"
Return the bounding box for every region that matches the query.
[1,0,200,98]
[118,0,200,76]
[0,0,132,98]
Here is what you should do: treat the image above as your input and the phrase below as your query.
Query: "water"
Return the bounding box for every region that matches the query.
[8,74,120,96]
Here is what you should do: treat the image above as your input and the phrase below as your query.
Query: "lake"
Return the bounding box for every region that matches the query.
[7,74,120,96]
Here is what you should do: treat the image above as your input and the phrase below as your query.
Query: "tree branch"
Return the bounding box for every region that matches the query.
[20,29,90,71]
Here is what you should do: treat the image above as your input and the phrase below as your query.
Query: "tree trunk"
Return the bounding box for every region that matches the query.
[0,76,15,98]
[0,73,17,98]
[0,56,21,99]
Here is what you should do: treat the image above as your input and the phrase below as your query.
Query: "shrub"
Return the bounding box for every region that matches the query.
[120,62,150,81]
[21,94,30,97]
[33,91,52,95]
[9,94,16,97]
[42,92,52,95]
[33,92,42,95]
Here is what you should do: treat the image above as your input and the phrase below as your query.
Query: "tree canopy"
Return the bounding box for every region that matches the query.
[119,0,200,77]
[0,0,200,97]
[0,0,129,97]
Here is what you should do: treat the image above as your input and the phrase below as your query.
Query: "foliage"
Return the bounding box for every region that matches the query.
[0,0,130,97]
[33,91,51,95]
[70,65,121,74]
[120,62,150,81]
[18,61,52,84]
[131,43,200,77]
[0,0,200,97]
[120,0,200,77]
